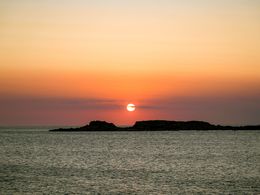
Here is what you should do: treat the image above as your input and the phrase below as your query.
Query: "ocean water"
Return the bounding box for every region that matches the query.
[0,128,259,194]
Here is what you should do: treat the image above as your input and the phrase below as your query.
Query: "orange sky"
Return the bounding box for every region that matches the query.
[0,0,259,125]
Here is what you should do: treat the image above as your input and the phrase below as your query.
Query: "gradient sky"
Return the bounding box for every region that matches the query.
[0,0,260,126]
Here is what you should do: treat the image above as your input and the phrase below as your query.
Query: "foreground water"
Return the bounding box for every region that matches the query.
[0,128,259,194]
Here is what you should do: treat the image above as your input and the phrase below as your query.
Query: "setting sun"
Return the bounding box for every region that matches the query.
[127,104,136,112]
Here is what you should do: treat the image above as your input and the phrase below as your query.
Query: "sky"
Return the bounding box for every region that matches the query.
[0,0,260,126]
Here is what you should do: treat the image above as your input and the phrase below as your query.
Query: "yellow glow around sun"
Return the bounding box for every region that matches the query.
[127,104,135,112]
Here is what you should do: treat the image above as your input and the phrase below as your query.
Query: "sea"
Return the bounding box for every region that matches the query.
[0,127,259,194]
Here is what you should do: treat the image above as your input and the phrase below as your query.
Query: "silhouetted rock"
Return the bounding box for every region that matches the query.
[50,120,260,131]
[132,120,216,130]
[51,121,119,131]
[81,121,118,131]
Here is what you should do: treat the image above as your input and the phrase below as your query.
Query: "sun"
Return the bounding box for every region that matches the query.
[127,103,136,112]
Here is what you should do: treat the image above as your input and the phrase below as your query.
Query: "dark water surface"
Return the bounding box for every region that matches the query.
[0,128,259,194]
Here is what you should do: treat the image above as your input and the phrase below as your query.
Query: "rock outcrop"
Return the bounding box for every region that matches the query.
[51,121,118,131]
[50,120,260,131]
[132,120,216,130]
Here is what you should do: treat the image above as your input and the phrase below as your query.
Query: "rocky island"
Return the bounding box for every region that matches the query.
[50,120,260,131]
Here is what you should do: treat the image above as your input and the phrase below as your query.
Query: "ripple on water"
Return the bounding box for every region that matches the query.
[0,130,259,194]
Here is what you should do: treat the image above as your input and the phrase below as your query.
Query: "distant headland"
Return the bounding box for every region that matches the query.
[50,120,260,131]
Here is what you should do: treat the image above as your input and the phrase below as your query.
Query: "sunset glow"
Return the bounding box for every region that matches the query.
[0,0,259,125]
